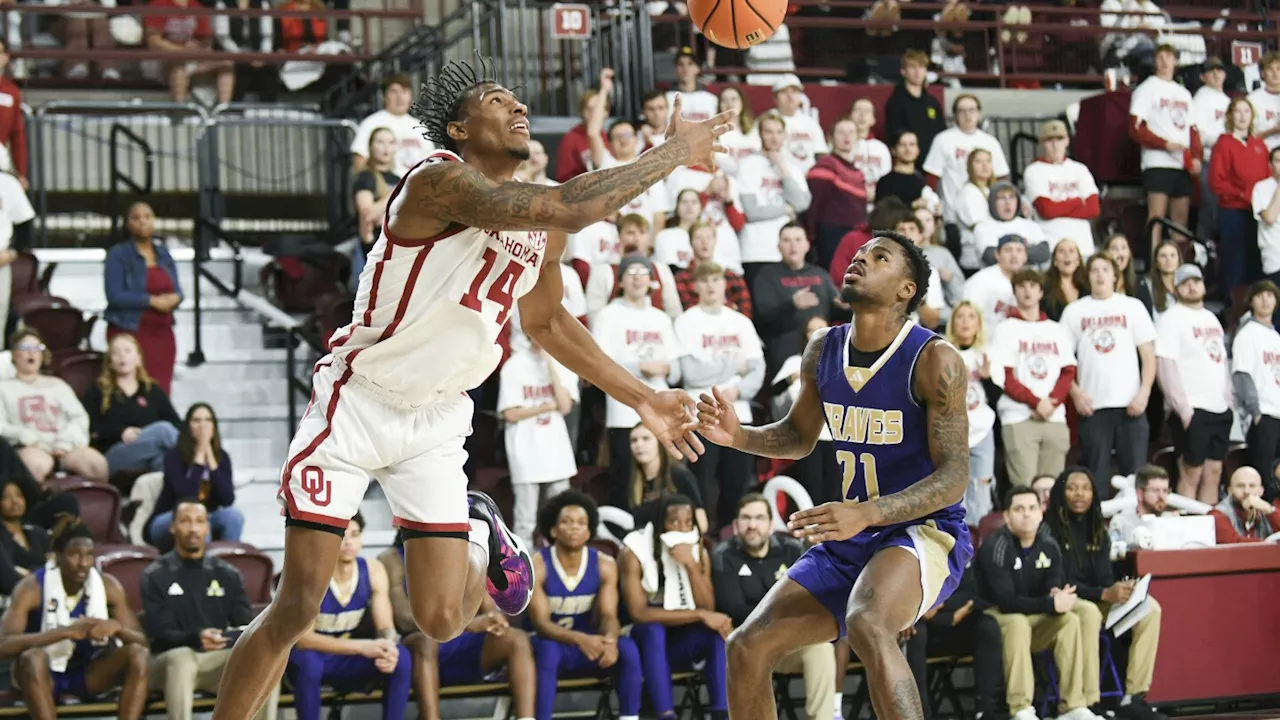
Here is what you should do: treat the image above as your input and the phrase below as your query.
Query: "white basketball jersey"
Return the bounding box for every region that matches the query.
[328,151,547,406]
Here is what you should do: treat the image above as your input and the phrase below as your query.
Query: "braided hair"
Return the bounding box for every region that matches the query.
[1045,466,1107,558]
[51,513,95,554]
[411,54,502,154]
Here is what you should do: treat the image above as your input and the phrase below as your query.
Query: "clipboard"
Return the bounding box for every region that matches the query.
[1105,574,1152,637]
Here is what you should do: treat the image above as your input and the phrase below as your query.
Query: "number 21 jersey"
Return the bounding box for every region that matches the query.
[815,321,966,529]
[329,150,547,406]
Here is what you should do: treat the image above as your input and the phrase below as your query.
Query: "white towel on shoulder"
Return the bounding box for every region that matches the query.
[622,524,701,611]
[41,561,109,673]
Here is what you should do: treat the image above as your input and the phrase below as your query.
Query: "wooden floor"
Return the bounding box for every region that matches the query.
[1172,713,1280,719]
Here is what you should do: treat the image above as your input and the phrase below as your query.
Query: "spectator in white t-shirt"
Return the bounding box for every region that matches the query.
[514,139,557,186]
[715,87,760,176]
[569,220,622,289]
[895,216,944,329]
[1155,263,1233,505]
[1232,280,1280,498]
[1128,44,1199,247]
[922,93,1010,231]
[665,47,719,123]
[963,235,1025,331]
[916,206,964,310]
[847,97,893,193]
[0,168,33,328]
[944,300,997,524]
[767,74,828,173]
[654,189,743,274]
[738,111,813,285]
[591,255,681,487]
[1060,253,1157,497]
[1251,145,1280,285]
[1246,51,1280,150]
[675,261,766,527]
[350,73,433,176]
[1194,57,1231,240]
[954,148,995,270]
[498,339,579,545]
[990,268,1075,486]
[1022,120,1101,257]
[973,183,1048,268]
[585,214,682,323]
[637,89,669,152]
[585,105,671,231]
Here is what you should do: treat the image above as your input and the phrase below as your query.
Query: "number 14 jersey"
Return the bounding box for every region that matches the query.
[329,151,547,406]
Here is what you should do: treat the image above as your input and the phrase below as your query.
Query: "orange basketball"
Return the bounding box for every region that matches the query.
[689,0,786,49]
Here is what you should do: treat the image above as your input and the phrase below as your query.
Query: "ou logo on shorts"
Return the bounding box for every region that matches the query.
[301,466,333,507]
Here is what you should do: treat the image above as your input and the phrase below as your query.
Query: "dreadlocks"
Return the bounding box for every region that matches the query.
[51,513,95,554]
[1045,466,1107,559]
[412,54,501,154]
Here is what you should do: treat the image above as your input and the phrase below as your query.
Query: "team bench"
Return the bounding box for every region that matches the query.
[773,656,976,720]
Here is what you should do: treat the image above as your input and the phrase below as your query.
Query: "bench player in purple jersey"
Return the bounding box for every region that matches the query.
[697,230,974,720]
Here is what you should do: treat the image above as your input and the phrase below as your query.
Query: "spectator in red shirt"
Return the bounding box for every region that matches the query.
[1211,466,1280,543]
[1208,96,1271,296]
[555,70,612,183]
[0,42,27,189]
[145,0,235,104]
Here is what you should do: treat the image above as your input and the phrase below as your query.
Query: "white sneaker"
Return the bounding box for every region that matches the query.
[1058,708,1106,720]
[1012,708,1040,720]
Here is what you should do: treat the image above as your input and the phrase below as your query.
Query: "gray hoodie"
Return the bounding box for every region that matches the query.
[980,181,1051,268]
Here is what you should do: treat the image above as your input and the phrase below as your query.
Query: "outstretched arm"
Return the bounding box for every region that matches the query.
[866,340,969,525]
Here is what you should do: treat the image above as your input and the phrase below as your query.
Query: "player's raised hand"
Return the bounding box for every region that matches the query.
[696,386,741,447]
[636,389,706,462]
[788,502,874,543]
[664,94,736,169]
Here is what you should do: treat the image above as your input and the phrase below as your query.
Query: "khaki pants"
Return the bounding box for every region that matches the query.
[149,647,279,720]
[1002,420,1071,486]
[774,643,837,720]
[987,609,1086,714]
[1071,596,1162,703]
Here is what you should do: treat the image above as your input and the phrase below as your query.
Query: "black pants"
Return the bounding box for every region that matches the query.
[1247,415,1280,502]
[786,441,842,505]
[690,441,756,529]
[905,612,1005,719]
[1078,408,1149,499]
[607,427,634,505]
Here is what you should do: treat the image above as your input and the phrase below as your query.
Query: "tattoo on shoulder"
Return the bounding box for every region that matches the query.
[800,326,829,383]
[414,161,553,230]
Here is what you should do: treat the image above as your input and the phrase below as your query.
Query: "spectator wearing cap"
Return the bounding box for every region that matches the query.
[765,74,828,174]
[672,221,752,317]
[738,111,812,286]
[1155,263,1233,505]
[923,94,1010,249]
[1232,280,1280,491]
[585,214,682,324]
[590,255,681,486]
[350,74,434,176]
[963,234,1025,332]
[883,49,947,169]
[1209,96,1271,295]
[0,42,27,190]
[973,183,1049,269]
[1194,57,1230,240]
[665,49,719,123]
[1211,467,1280,542]
[1022,120,1101,258]
[752,223,838,380]
[1246,52,1280,150]
[806,118,869,269]
[1060,253,1157,498]
[555,70,613,183]
[1129,44,1200,248]
[675,262,765,527]
[990,268,1076,486]
[1253,146,1280,287]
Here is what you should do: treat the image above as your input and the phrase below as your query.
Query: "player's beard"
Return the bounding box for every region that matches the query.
[839,282,866,305]
[509,145,532,161]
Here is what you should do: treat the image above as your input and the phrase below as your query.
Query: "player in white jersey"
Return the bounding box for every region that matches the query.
[211,57,735,720]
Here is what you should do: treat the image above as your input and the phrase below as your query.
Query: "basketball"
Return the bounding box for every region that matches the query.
[688,0,786,49]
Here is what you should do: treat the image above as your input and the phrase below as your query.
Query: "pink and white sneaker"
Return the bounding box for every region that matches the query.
[468,491,534,615]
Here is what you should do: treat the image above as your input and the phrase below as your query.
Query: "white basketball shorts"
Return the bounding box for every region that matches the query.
[276,359,472,535]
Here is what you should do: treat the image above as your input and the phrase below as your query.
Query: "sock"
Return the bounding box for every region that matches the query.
[620,716,640,720]
[1121,694,1133,705]
[469,518,491,566]
[834,693,844,714]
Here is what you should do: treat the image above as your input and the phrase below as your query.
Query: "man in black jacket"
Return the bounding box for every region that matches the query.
[141,500,277,720]
[979,487,1099,720]
[882,49,946,170]
[711,493,835,720]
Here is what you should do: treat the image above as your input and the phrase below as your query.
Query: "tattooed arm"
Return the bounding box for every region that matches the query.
[866,339,970,525]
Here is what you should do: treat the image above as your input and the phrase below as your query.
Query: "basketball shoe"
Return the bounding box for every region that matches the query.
[468,490,534,615]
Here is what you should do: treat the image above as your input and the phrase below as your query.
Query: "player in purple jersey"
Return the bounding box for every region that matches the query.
[697,230,973,720]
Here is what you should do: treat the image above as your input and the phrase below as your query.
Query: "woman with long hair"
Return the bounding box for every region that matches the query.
[944,301,998,525]
[655,189,708,270]
[104,201,181,393]
[1043,467,1164,717]
[1136,239,1182,319]
[1042,239,1087,320]
[0,476,49,594]
[714,86,759,175]
[352,126,400,277]
[1104,233,1138,296]
[84,333,182,475]
[147,403,243,545]
[623,423,708,534]
[1209,96,1270,295]
[956,148,996,271]
[916,206,965,310]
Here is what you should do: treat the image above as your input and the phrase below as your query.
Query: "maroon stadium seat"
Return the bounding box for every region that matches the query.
[208,545,275,605]
[976,512,1007,548]
[55,352,104,398]
[21,303,95,352]
[65,481,127,544]
[98,547,159,613]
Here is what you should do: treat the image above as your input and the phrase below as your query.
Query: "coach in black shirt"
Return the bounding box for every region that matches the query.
[979,487,1094,720]
[141,500,277,720]
[712,493,835,720]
